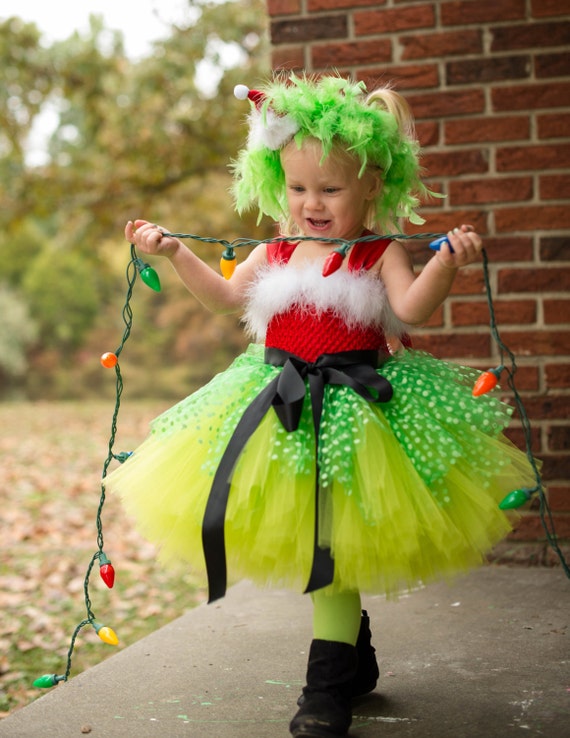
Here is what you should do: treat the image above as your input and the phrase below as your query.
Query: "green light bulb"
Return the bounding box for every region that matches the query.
[133,258,161,291]
[140,265,161,291]
[499,488,531,510]
[33,674,65,688]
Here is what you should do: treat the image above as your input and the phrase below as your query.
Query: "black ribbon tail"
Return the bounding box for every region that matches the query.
[202,377,278,603]
[303,370,335,592]
[304,537,335,593]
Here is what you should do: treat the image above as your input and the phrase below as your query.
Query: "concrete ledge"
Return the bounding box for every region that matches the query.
[1,567,569,737]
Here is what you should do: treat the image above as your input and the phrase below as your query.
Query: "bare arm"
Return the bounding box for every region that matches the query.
[125,220,267,314]
[380,225,483,325]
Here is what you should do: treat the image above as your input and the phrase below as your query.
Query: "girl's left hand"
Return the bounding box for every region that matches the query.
[437,224,483,268]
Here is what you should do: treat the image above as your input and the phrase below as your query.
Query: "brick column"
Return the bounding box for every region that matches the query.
[267,0,570,561]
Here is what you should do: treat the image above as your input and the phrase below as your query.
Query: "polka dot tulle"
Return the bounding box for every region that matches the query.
[106,344,535,596]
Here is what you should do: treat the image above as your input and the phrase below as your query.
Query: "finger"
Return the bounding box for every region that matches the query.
[136,222,160,240]
[437,236,458,264]
[469,232,483,250]
[446,229,464,252]
[445,232,471,265]
[440,238,454,257]
[450,228,476,251]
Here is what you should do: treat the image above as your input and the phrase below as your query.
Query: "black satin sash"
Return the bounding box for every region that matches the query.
[202,347,393,602]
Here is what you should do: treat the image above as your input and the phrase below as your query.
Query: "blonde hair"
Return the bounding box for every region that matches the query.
[366,87,416,142]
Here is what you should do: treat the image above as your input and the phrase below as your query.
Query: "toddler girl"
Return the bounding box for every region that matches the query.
[106,74,533,737]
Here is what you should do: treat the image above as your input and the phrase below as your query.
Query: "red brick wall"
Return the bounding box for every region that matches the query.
[266,0,570,561]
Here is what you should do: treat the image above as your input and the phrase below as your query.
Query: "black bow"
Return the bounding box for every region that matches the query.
[202,348,393,602]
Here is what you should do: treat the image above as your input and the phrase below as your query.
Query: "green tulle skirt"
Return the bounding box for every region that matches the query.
[105,345,534,597]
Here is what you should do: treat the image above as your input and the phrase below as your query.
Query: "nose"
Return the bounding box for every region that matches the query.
[305,189,324,211]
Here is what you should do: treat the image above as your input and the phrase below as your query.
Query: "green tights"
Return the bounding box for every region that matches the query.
[311,589,362,646]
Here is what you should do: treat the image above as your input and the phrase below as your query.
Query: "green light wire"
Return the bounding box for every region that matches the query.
[46,233,568,688]
[164,230,448,255]
[482,250,569,576]
[38,247,139,686]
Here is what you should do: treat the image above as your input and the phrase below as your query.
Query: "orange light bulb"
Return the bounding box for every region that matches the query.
[100,352,118,368]
[220,254,236,279]
[472,367,503,397]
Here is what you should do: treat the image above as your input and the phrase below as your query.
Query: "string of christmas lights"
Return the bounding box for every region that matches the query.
[33,233,568,690]
[33,246,159,689]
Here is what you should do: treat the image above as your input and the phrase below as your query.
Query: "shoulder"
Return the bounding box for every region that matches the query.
[376,239,416,297]
[380,239,414,269]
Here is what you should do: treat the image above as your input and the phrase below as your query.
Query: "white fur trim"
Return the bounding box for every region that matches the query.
[243,262,408,341]
[247,109,300,151]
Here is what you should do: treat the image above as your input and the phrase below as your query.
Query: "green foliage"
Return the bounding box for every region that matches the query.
[0,284,38,377]
[0,17,52,163]
[0,0,271,396]
[22,248,100,349]
[0,220,46,286]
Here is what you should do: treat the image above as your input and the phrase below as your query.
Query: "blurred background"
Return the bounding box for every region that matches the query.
[1,0,271,403]
[0,0,271,716]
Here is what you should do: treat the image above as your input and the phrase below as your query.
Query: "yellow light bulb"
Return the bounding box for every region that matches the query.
[93,622,119,646]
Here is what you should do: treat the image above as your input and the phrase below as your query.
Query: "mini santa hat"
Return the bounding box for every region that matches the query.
[234,84,300,151]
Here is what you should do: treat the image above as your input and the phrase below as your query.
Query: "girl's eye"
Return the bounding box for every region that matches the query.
[290,185,305,193]
[324,187,339,194]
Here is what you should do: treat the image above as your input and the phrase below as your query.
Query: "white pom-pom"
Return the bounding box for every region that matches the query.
[234,84,249,100]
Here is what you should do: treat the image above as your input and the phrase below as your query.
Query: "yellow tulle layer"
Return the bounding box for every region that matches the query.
[105,345,536,597]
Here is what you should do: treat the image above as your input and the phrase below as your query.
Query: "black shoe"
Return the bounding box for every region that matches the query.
[290,639,357,737]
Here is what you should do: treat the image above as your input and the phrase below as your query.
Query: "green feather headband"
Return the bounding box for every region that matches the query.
[231,73,429,230]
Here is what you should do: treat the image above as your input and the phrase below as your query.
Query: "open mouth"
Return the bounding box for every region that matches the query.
[307,218,331,230]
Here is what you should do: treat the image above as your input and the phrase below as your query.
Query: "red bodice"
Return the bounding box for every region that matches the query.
[265,309,390,362]
[263,235,393,362]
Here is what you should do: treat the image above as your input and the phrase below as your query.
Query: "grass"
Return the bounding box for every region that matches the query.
[0,401,207,718]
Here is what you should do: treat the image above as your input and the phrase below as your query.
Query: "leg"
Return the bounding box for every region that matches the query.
[312,589,362,645]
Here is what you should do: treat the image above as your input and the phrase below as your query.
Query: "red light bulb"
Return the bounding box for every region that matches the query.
[99,552,115,588]
[322,250,345,277]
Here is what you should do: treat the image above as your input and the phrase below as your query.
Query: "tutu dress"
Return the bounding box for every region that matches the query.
[105,235,534,600]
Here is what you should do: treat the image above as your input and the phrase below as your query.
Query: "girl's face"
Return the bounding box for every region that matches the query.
[280,138,380,241]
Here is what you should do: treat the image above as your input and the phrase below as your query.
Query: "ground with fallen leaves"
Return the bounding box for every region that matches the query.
[0,401,207,718]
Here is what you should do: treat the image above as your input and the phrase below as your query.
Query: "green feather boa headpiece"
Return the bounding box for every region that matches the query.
[231,74,428,230]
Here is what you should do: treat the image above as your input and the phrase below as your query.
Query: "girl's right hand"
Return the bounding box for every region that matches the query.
[125,219,181,259]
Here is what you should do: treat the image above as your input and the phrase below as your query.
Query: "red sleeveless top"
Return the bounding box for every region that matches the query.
[264,235,395,362]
